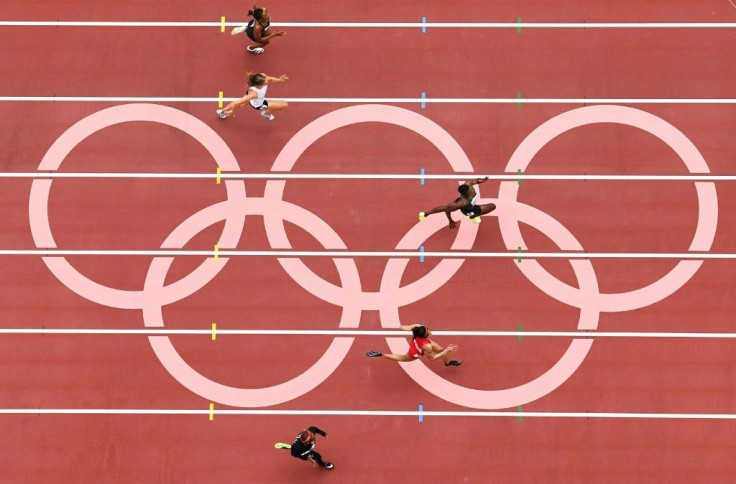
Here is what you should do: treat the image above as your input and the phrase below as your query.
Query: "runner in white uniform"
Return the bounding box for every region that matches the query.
[216,72,289,121]
[248,84,268,110]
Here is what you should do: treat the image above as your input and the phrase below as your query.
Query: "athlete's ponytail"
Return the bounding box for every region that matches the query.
[246,72,267,87]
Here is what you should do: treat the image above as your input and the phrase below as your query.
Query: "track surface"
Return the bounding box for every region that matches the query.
[1,1,736,483]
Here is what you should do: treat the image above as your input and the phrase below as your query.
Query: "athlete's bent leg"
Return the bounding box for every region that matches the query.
[479,203,497,215]
[264,100,288,115]
[382,353,414,362]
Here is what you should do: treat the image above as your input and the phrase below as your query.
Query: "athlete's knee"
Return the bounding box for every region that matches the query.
[483,203,497,214]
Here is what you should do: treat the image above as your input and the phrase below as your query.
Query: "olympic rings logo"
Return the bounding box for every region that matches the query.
[28,103,718,409]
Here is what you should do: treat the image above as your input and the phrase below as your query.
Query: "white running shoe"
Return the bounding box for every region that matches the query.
[261,111,275,121]
[231,26,247,35]
[216,109,227,119]
[418,212,426,221]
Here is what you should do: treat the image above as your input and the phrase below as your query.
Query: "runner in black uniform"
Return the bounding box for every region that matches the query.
[290,426,334,470]
[418,177,496,230]
[235,6,285,54]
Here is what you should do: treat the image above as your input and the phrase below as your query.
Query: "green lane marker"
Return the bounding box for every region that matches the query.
[517,246,522,263]
[517,92,522,109]
[518,406,523,422]
[517,168,522,186]
[518,325,523,342]
[517,17,522,34]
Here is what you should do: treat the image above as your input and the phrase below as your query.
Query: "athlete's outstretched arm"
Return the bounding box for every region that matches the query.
[265,74,289,83]
[421,199,465,229]
[466,176,489,186]
[423,343,458,361]
[222,90,258,116]
[254,25,285,43]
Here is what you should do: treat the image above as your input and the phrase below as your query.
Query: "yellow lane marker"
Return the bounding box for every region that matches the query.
[216,166,221,184]
[211,323,217,341]
[214,244,219,260]
[218,91,224,108]
[220,16,226,33]
[209,403,215,421]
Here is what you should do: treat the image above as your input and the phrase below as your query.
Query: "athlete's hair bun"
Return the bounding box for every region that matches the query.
[412,325,427,339]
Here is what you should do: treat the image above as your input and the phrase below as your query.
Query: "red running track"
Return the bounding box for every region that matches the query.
[1,1,736,483]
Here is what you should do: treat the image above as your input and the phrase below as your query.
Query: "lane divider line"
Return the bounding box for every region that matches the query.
[4,328,736,338]
[0,249,733,259]
[4,172,736,181]
[4,408,736,419]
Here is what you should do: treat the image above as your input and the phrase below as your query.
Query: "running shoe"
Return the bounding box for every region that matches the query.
[418,212,426,221]
[366,351,382,357]
[445,360,462,367]
[467,216,481,224]
[323,463,334,470]
[216,109,227,119]
[261,112,275,121]
[231,25,247,35]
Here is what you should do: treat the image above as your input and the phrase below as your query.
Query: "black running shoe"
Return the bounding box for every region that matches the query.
[445,360,462,367]
[323,462,334,469]
[366,351,382,357]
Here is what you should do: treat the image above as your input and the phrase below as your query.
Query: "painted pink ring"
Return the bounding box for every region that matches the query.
[380,198,600,409]
[142,197,361,407]
[28,103,245,309]
[499,105,718,312]
[265,104,481,307]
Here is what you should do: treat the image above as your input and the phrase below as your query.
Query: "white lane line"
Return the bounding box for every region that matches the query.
[0,250,731,259]
[1,96,735,104]
[1,173,735,181]
[0,408,735,419]
[1,329,736,339]
[1,21,735,28]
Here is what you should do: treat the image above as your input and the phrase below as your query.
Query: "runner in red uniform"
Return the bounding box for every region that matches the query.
[366,324,461,366]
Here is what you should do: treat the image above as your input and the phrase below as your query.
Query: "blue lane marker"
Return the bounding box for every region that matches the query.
[421,16,427,33]
[420,168,425,185]
[421,91,426,109]
[419,245,425,262]
[418,404,424,422]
